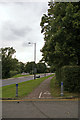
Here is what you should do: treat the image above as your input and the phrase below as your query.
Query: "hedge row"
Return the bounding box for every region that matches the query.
[56,67,62,85]
[56,66,80,92]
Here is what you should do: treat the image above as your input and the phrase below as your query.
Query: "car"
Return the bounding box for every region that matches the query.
[36,75,40,78]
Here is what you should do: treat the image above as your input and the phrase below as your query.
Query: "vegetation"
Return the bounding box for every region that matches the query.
[2,74,54,99]
[12,74,30,78]
[1,47,25,79]
[24,61,36,74]
[40,2,80,92]
[1,47,48,79]
[40,2,80,67]
[50,76,79,98]
[61,66,80,92]
[36,62,47,73]
[24,62,47,74]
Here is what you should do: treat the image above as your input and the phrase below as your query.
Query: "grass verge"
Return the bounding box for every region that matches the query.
[12,74,30,78]
[50,76,79,98]
[2,74,54,99]
[5,73,43,79]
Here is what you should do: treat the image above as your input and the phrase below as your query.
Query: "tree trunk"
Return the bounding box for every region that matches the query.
[77,54,80,66]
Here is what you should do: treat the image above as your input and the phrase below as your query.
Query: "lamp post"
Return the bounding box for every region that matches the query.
[28,42,36,79]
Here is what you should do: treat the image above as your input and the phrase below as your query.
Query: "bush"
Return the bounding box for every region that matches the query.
[61,66,80,92]
[10,71,18,77]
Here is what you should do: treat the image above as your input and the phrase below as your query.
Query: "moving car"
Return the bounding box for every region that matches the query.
[36,75,40,78]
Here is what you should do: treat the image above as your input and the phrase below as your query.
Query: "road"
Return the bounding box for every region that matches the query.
[1,73,53,87]
[2,100,79,119]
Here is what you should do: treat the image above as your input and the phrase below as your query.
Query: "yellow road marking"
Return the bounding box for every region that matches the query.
[0,98,79,102]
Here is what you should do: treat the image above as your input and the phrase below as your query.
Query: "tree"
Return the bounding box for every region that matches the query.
[40,2,80,68]
[25,62,36,74]
[2,47,16,78]
[18,62,25,73]
[1,47,18,78]
[36,62,47,73]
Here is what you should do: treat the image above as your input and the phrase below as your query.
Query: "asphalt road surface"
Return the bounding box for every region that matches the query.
[2,100,79,118]
[1,73,52,87]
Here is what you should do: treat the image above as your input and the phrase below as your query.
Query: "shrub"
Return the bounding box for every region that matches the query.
[61,66,80,92]
[10,70,18,77]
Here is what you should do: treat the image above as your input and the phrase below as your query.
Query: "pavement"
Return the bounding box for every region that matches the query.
[2,100,79,118]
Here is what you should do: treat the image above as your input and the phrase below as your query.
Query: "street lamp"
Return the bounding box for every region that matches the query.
[28,42,36,79]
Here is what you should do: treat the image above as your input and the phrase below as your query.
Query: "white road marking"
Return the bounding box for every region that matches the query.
[39,92,42,98]
[44,91,51,95]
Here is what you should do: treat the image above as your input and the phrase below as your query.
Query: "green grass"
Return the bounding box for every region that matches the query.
[2,74,54,99]
[7,73,44,79]
[12,74,30,78]
[0,87,2,98]
[50,76,79,98]
[3,74,30,79]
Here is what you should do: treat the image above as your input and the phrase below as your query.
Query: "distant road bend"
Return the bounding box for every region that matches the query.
[1,73,53,87]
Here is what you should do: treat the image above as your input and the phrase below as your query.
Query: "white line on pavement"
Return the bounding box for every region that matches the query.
[39,92,42,98]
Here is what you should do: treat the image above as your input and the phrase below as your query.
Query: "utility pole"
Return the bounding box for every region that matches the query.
[28,42,36,79]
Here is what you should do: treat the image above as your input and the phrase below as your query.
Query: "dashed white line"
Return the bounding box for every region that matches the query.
[39,92,42,98]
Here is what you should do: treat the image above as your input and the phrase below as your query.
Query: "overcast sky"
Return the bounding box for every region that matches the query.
[0,1,49,63]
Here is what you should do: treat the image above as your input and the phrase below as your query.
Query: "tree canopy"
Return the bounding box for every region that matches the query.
[25,61,36,74]
[40,2,80,68]
[1,47,25,78]
[37,62,47,73]
[2,47,16,78]
[1,47,48,78]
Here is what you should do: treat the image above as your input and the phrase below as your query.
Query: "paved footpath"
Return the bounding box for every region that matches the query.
[22,76,54,99]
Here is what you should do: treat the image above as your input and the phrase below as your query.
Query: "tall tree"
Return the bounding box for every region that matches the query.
[37,62,47,73]
[40,2,80,68]
[25,62,36,74]
[2,47,16,78]
[18,62,25,73]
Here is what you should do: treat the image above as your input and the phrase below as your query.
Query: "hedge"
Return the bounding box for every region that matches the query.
[56,67,62,85]
[61,66,80,92]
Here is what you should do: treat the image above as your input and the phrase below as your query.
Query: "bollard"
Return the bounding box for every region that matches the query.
[61,82,63,96]
[16,83,18,97]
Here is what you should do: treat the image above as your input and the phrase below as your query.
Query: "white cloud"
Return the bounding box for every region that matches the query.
[0,2,48,63]
[1,21,32,41]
